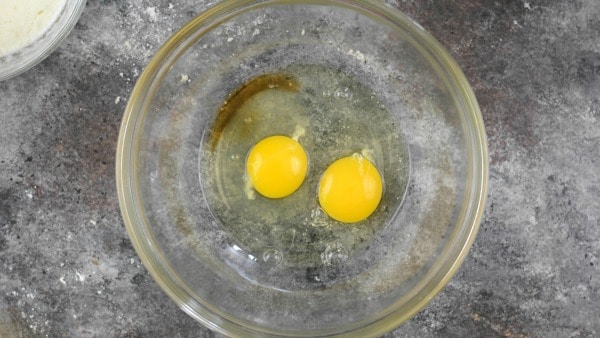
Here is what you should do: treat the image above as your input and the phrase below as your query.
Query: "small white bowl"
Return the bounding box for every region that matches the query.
[0,0,86,81]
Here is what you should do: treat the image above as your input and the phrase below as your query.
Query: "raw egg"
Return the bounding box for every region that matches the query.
[246,135,308,198]
[318,154,383,223]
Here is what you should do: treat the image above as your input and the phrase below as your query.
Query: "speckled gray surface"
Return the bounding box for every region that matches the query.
[0,0,599,337]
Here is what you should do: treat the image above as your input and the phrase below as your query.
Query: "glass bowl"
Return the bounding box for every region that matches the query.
[0,0,86,81]
[116,0,488,336]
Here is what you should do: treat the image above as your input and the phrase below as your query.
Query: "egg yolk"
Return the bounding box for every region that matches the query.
[318,155,383,223]
[246,135,308,198]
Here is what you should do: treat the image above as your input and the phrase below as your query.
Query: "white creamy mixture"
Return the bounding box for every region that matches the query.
[0,0,66,56]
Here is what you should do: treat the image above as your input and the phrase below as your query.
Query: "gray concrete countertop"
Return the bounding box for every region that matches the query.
[1,0,599,337]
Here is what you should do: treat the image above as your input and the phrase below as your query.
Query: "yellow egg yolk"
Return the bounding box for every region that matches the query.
[318,155,383,223]
[246,135,308,199]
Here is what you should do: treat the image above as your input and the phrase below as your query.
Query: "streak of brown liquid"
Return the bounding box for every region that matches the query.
[209,73,300,150]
